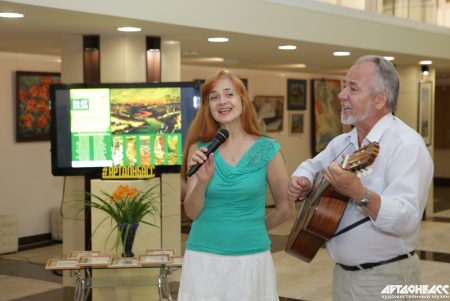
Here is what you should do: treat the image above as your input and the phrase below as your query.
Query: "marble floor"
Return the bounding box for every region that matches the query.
[1,185,450,301]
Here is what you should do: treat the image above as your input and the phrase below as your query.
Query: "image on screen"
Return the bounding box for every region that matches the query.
[50,82,200,176]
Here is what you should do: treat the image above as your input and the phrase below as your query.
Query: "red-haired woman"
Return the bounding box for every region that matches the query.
[178,70,294,301]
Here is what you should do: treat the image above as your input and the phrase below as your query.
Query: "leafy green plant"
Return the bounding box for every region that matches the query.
[82,184,160,256]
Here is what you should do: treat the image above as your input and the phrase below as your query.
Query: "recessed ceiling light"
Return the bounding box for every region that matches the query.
[182,57,225,63]
[204,57,225,62]
[208,37,229,43]
[0,12,24,18]
[117,27,141,32]
[278,45,297,50]
[419,60,432,65]
[383,56,395,61]
[182,50,199,57]
[164,40,179,45]
[333,51,351,57]
[281,63,305,68]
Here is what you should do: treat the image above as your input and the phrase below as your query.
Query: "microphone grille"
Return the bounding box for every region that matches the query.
[217,128,229,142]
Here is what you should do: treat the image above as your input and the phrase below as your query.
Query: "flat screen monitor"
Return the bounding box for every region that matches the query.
[50,81,200,176]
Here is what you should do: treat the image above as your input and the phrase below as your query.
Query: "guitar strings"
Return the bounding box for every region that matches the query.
[333,142,353,165]
[314,142,353,187]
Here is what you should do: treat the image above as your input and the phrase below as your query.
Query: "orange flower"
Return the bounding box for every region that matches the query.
[39,86,48,99]
[29,85,39,98]
[40,76,53,86]
[21,113,34,128]
[27,99,37,113]
[18,89,27,101]
[37,100,48,113]
[111,185,141,202]
[37,115,48,129]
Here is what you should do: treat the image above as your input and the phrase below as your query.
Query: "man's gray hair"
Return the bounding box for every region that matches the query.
[355,55,400,113]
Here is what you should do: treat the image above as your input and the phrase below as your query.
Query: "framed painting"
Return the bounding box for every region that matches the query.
[287,79,307,110]
[167,256,183,267]
[146,249,176,257]
[193,79,205,85]
[67,250,100,259]
[78,255,112,266]
[311,79,342,156]
[288,112,304,135]
[16,71,61,142]
[108,258,141,268]
[418,81,433,146]
[240,78,248,90]
[139,254,171,266]
[45,258,79,270]
[252,95,284,132]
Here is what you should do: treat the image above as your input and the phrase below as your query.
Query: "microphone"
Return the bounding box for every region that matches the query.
[187,128,229,177]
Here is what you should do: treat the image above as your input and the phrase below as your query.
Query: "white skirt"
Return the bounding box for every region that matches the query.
[177,250,279,301]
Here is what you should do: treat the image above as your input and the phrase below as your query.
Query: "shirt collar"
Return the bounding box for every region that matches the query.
[365,113,395,143]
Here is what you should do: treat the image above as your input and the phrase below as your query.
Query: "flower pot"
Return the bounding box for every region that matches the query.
[119,223,139,257]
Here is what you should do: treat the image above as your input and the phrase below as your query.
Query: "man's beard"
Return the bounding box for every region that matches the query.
[341,108,370,126]
[341,114,355,125]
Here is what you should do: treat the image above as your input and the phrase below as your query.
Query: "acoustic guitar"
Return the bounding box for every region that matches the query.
[285,142,380,262]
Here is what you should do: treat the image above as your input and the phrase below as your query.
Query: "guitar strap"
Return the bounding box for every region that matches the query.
[332,216,370,238]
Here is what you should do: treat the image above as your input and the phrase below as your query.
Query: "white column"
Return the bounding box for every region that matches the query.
[61,35,83,83]
[100,35,146,83]
[161,40,181,82]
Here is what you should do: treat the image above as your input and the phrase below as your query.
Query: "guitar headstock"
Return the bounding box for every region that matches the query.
[341,142,380,173]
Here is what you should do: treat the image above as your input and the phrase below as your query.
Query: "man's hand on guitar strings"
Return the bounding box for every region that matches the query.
[288,176,311,201]
[324,162,365,200]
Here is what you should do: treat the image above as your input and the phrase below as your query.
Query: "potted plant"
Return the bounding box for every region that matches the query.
[83,184,160,257]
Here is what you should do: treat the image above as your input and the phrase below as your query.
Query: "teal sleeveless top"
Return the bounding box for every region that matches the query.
[186,136,280,255]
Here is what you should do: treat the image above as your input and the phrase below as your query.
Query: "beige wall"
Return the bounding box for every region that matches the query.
[0,52,62,237]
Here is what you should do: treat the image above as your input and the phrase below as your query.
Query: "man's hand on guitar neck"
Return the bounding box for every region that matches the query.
[324,162,380,220]
[324,162,365,200]
[288,176,311,201]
